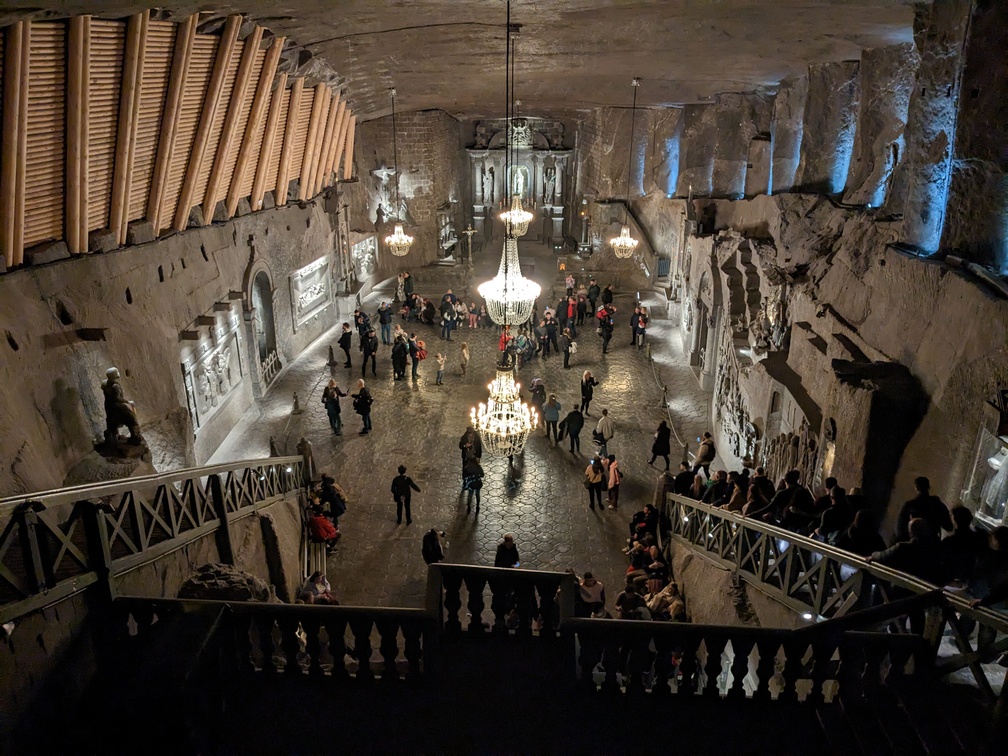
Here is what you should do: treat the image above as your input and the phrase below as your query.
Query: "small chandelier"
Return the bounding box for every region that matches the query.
[471,363,539,458]
[384,87,412,257]
[610,77,641,259]
[610,224,638,257]
[478,238,541,326]
[500,193,533,237]
[386,223,413,256]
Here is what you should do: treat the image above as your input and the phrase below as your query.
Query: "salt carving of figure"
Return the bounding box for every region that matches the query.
[544,166,556,204]
[513,168,525,198]
[102,367,143,445]
[483,167,494,205]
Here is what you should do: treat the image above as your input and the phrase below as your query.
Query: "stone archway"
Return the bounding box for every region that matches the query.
[250,270,281,388]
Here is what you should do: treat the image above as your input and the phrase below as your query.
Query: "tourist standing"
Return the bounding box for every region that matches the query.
[409,333,422,379]
[560,405,585,455]
[435,353,446,385]
[576,295,588,326]
[587,279,601,313]
[338,323,353,368]
[530,379,547,421]
[462,457,485,513]
[630,306,642,346]
[460,341,470,377]
[606,454,622,510]
[694,432,716,476]
[362,328,378,378]
[637,307,649,349]
[649,420,672,470]
[543,394,562,445]
[468,302,479,329]
[561,328,574,369]
[352,379,373,434]
[495,534,520,568]
[392,335,409,380]
[322,379,346,436]
[390,464,421,525]
[377,301,393,345]
[403,271,414,300]
[585,457,605,510]
[595,408,615,457]
[580,371,599,415]
[601,284,614,308]
[440,296,455,341]
[599,307,614,354]
[565,272,575,296]
[459,424,483,473]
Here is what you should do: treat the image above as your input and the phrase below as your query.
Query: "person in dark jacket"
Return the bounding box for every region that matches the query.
[834,509,885,557]
[940,505,988,583]
[601,284,614,307]
[674,462,696,497]
[529,379,547,420]
[351,379,373,434]
[587,280,601,312]
[462,457,485,513]
[495,534,520,568]
[376,301,394,345]
[361,328,378,378]
[459,425,482,473]
[868,517,943,585]
[893,476,953,544]
[402,271,414,299]
[440,297,456,341]
[598,308,614,354]
[561,328,574,369]
[580,371,600,415]
[701,470,731,507]
[649,420,672,470]
[391,335,409,380]
[559,405,585,455]
[422,529,445,564]
[390,464,421,525]
[321,379,347,435]
[338,323,353,368]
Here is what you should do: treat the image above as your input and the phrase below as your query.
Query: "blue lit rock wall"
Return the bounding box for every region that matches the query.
[794,61,861,194]
[771,76,809,194]
[940,0,1008,273]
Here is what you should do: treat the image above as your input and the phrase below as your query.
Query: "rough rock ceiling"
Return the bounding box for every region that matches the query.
[6,1,918,120]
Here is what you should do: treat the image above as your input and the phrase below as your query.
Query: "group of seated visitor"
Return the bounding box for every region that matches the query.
[678,464,1008,607]
[306,474,348,553]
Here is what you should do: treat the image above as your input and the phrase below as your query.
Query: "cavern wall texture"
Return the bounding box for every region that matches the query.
[346,109,466,271]
[0,199,341,494]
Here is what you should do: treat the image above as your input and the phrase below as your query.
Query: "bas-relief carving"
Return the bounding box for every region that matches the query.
[759,422,819,488]
[351,236,378,283]
[182,325,244,432]
[290,256,334,330]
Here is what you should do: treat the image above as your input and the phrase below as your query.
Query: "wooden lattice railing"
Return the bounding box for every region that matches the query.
[663,493,1008,702]
[0,456,304,624]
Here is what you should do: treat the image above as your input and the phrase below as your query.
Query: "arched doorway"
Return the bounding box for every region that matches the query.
[252,271,280,384]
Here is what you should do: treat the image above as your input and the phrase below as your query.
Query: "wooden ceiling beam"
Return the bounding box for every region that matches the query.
[111,11,148,246]
[275,76,303,207]
[299,83,327,201]
[251,71,286,211]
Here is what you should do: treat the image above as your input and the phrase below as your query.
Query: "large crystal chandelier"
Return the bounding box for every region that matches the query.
[478,238,540,326]
[610,78,641,259]
[384,88,413,256]
[471,364,539,458]
[500,193,533,237]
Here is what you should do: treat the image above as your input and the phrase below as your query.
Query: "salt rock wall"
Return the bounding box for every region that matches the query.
[0,200,340,494]
[347,109,466,272]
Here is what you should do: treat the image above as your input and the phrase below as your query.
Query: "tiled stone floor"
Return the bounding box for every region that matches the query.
[211,241,714,607]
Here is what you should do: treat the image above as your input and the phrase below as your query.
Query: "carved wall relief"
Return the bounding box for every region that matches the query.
[290,255,334,331]
[181,313,244,431]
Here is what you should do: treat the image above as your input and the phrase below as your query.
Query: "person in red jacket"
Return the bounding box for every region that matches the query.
[308,504,340,552]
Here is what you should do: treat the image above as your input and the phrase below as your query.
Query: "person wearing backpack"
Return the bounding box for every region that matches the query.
[462,457,485,513]
[408,333,422,379]
[606,453,623,510]
[694,431,716,475]
[352,379,373,434]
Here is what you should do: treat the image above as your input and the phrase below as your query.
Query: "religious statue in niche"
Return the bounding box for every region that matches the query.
[543,166,556,204]
[199,368,216,408]
[683,299,694,332]
[482,166,495,205]
[509,165,530,200]
[101,367,143,445]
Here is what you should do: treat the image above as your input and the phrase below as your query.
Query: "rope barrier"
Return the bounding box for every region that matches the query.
[645,341,690,461]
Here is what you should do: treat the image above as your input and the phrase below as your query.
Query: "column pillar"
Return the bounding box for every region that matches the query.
[770,76,809,194]
[794,61,860,194]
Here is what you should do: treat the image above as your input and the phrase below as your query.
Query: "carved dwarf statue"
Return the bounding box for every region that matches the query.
[102,367,142,445]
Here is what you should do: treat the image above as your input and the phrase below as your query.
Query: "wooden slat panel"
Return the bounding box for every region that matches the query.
[66,16,85,253]
[264,85,289,192]
[159,32,215,230]
[314,92,339,195]
[342,114,356,180]
[24,21,65,248]
[274,77,301,205]
[88,18,124,234]
[288,86,312,181]
[173,15,240,230]
[251,71,286,210]
[299,83,326,200]
[230,36,283,212]
[320,98,346,189]
[330,104,351,187]
[194,36,245,215]
[2,22,25,267]
[211,38,264,210]
[128,20,173,221]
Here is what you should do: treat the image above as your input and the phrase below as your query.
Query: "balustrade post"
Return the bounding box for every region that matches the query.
[463,575,487,634]
[376,619,401,682]
[350,619,375,683]
[15,502,49,595]
[81,499,117,605]
[208,474,236,565]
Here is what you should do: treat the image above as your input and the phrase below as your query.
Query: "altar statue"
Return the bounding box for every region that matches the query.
[543,166,556,204]
[482,166,494,205]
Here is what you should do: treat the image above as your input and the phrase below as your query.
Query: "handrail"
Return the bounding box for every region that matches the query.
[665,494,1008,629]
[0,456,305,626]
[114,595,430,621]
[0,455,304,512]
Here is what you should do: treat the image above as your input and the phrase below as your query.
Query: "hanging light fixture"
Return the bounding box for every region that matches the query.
[384,87,413,257]
[478,2,540,327]
[610,77,641,259]
[500,192,533,237]
[499,39,532,238]
[472,0,538,459]
[471,365,539,458]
